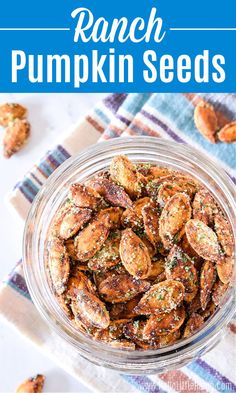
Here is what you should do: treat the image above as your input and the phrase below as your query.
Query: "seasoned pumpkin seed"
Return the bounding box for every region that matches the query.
[212,280,229,306]
[88,230,121,271]
[200,260,216,310]
[165,245,198,303]
[123,319,146,343]
[48,238,70,295]
[142,203,161,246]
[98,273,150,303]
[193,188,217,226]
[72,289,110,329]
[147,257,165,281]
[94,319,130,342]
[74,208,122,261]
[157,181,183,207]
[143,306,185,338]
[159,193,192,249]
[121,197,151,231]
[194,102,218,143]
[217,257,233,284]
[183,313,204,338]
[69,183,102,209]
[185,219,222,262]
[214,213,233,257]
[16,374,45,393]
[147,175,198,202]
[87,177,132,208]
[108,339,136,350]
[0,102,27,126]
[110,155,143,198]
[48,155,234,352]
[58,206,92,240]
[134,279,185,315]
[120,228,152,279]
[109,295,142,320]
[66,272,96,300]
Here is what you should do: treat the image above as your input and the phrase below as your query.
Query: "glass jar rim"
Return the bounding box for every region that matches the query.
[23,137,236,369]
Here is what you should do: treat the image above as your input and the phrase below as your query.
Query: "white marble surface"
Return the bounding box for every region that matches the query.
[0,93,107,393]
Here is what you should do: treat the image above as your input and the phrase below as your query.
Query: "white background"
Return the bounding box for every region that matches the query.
[0,93,107,393]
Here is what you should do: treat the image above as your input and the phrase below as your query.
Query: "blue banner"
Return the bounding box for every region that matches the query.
[0,0,236,92]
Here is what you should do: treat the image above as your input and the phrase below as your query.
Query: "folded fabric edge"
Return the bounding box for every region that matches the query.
[5,117,102,223]
[0,282,111,393]
[0,277,154,393]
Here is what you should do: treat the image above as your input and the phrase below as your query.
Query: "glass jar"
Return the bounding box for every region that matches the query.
[23,137,236,374]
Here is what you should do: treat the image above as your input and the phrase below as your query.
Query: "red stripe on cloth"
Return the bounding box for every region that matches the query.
[109,124,124,137]
[183,93,230,128]
[125,128,137,136]
[159,370,208,393]
[86,115,105,133]
[33,164,48,179]
[127,118,161,137]
[45,157,58,171]
[101,133,112,140]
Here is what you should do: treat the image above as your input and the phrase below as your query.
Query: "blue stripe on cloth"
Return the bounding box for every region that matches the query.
[146,94,236,171]
[187,359,236,393]
[105,129,121,139]
[94,108,113,126]
[57,145,71,160]
[116,113,131,126]
[38,160,56,178]
[104,93,128,113]
[102,94,152,139]
[31,173,43,187]
[47,146,70,168]
[18,145,70,201]
[122,375,167,393]
[19,178,40,203]
[46,153,62,168]
[53,145,71,163]
[201,93,236,120]
[3,273,32,301]
[3,263,31,301]
[7,280,31,301]
[141,109,184,143]
[122,93,151,115]
[38,146,70,178]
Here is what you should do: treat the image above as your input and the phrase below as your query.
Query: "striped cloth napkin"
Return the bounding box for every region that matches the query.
[0,93,236,393]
